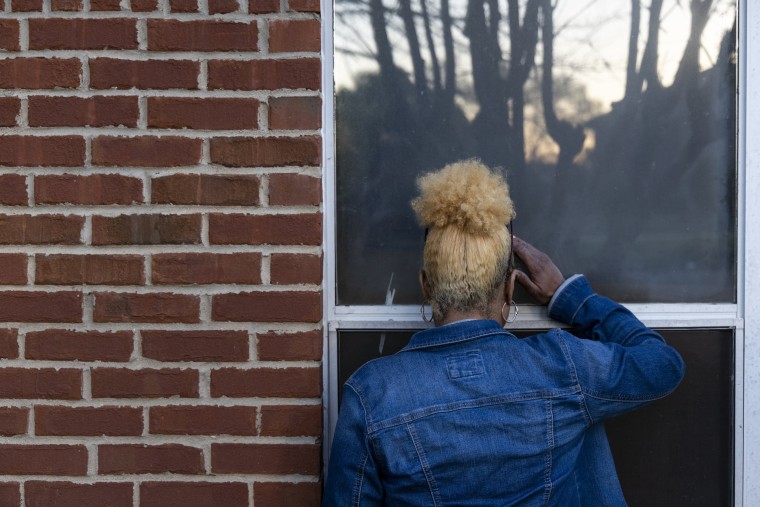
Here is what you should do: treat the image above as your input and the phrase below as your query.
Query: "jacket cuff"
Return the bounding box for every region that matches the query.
[547,274,594,324]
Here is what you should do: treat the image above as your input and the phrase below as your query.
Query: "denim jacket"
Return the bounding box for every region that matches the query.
[324,276,685,506]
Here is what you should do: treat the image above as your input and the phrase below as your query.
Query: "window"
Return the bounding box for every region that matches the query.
[323,0,758,503]
[333,0,736,305]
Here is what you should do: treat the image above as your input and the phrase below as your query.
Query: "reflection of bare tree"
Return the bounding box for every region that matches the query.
[335,0,736,304]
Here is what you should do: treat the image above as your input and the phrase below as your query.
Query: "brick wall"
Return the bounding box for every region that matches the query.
[0,0,323,505]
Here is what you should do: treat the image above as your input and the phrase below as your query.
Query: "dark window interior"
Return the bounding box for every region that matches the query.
[337,328,734,506]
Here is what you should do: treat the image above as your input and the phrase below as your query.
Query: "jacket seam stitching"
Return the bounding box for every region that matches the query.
[366,388,580,434]
[542,399,555,506]
[406,422,442,507]
[556,331,595,426]
[570,293,596,327]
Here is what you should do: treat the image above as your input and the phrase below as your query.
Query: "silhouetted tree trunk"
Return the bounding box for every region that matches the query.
[465,0,504,108]
[465,0,510,165]
[624,0,641,101]
[440,0,456,106]
[506,0,539,172]
[673,0,714,87]
[638,0,664,92]
[540,0,585,168]
[369,0,399,90]
[399,0,430,111]
[420,0,442,95]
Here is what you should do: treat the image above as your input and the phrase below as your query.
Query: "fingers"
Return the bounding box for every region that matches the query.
[511,236,565,304]
[515,269,553,304]
[512,236,549,270]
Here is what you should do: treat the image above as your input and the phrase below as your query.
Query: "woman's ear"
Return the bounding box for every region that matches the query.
[419,270,431,301]
[504,269,518,304]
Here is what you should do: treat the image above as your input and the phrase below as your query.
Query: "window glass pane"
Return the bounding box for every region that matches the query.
[336,328,734,505]
[335,0,737,304]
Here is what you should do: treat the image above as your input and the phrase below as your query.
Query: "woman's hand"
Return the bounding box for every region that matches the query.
[512,237,565,305]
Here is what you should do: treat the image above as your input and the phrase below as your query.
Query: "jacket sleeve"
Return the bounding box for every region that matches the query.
[547,275,686,422]
[323,383,384,506]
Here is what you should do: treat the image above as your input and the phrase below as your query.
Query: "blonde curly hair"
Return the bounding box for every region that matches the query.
[411,159,515,321]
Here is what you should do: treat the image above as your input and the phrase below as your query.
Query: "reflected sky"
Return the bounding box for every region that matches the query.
[336,0,735,108]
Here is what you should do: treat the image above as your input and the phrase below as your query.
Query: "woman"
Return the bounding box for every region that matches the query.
[324,160,684,506]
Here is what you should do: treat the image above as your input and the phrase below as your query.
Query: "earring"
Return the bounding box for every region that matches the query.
[502,301,518,324]
[420,303,433,323]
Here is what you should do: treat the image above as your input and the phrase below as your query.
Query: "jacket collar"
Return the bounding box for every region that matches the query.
[402,319,509,351]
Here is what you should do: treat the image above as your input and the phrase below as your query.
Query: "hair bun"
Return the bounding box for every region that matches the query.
[411,159,515,235]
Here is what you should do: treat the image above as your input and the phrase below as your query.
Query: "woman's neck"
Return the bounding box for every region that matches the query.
[438,308,492,326]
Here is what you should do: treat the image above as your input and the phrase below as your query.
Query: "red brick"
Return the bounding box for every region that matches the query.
[30,19,136,50]
[141,482,248,507]
[99,444,204,474]
[0,136,85,167]
[90,0,121,9]
[36,254,143,285]
[0,292,82,323]
[35,174,143,205]
[0,58,79,89]
[35,406,143,436]
[209,213,321,245]
[0,97,20,126]
[93,292,200,323]
[260,405,321,436]
[0,254,27,285]
[0,329,19,359]
[287,0,319,12]
[208,59,320,90]
[130,0,158,11]
[211,136,320,167]
[25,329,133,361]
[92,214,201,245]
[92,136,202,167]
[92,368,199,398]
[148,97,258,130]
[0,174,27,205]
[269,173,321,205]
[152,252,261,285]
[212,443,320,474]
[90,58,199,90]
[213,291,321,323]
[0,368,81,399]
[0,484,20,506]
[11,0,42,11]
[0,215,82,245]
[211,367,320,397]
[0,21,19,51]
[0,407,28,436]
[150,406,256,435]
[269,96,321,130]
[169,0,197,11]
[269,19,320,53]
[148,20,257,51]
[37,254,136,285]
[29,96,138,128]
[0,446,86,475]
[152,174,259,206]
[254,482,321,506]
[209,0,239,13]
[270,253,321,285]
[249,0,278,13]
[25,482,132,507]
[51,0,82,10]
[142,330,249,362]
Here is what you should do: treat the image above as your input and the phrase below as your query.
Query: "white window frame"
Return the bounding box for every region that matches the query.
[321,0,760,503]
